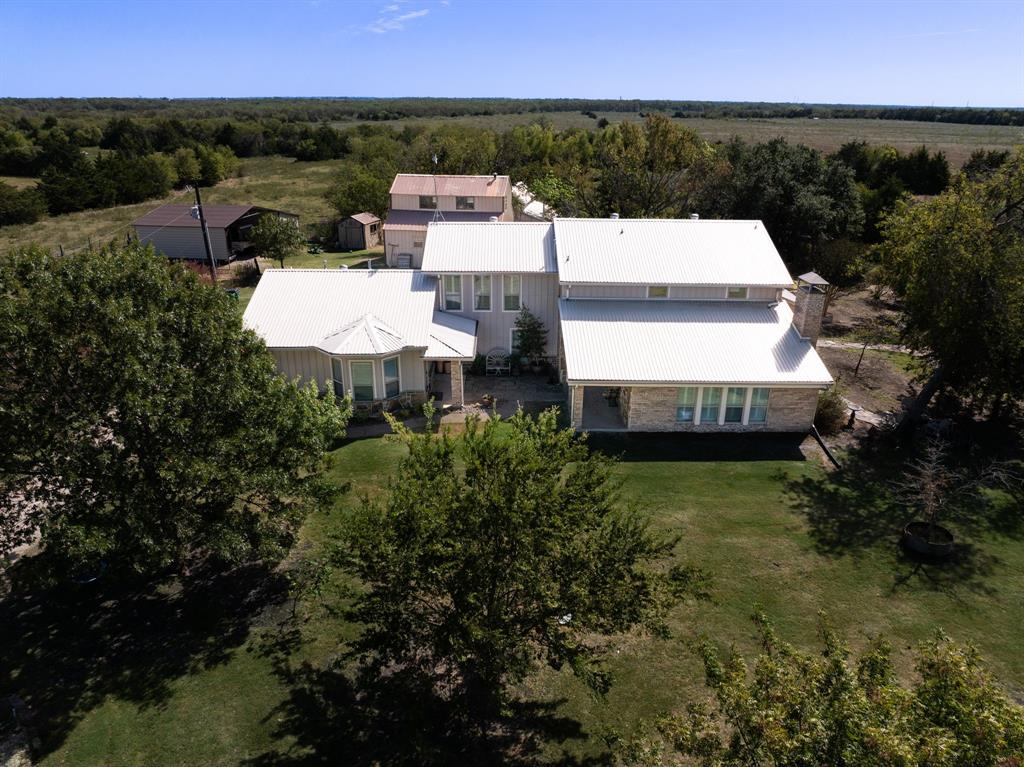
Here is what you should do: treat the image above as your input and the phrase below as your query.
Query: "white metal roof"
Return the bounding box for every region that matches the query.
[553,218,794,287]
[243,269,477,359]
[420,222,557,273]
[558,299,832,386]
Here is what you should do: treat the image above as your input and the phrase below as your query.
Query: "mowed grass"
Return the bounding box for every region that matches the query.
[18,431,1023,765]
[0,156,344,255]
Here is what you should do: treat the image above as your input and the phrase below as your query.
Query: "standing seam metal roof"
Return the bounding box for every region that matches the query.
[242,269,476,359]
[554,218,794,287]
[420,222,557,273]
[558,299,833,385]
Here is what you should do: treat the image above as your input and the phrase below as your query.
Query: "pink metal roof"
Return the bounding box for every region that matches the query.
[389,174,510,198]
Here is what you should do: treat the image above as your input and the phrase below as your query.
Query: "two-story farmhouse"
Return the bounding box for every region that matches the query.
[383,174,513,268]
[244,197,833,434]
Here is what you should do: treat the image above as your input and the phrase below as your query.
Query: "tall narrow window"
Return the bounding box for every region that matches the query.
[727,286,748,299]
[725,387,745,423]
[418,195,437,209]
[510,328,522,352]
[350,361,374,402]
[700,387,722,424]
[503,274,521,311]
[331,358,345,399]
[383,356,400,398]
[748,387,770,424]
[676,387,697,422]
[443,275,462,311]
[473,275,491,311]
[456,196,475,210]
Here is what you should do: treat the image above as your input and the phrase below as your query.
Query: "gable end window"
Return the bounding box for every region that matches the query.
[456,196,475,210]
[473,274,492,311]
[503,274,521,312]
[727,286,748,299]
[647,285,669,299]
[443,275,462,311]
[418,195,437,209]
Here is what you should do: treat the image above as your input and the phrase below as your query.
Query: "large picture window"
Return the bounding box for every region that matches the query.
[725,387,745,423]
[350,361,374,402]
[473,275,491,311]
[700,386,722,424]
[383,356,400,398]
[749,387,770,424]
[676,387,697,422]
[331,358,344,399]
[503,274,521,312]
[443,275,462,310]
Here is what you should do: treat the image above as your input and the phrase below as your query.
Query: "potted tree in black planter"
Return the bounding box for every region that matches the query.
[893,437,1019,561]
[513,305,548,374]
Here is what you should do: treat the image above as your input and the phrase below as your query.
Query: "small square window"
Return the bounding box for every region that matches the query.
[413,240,424,249]
[727,286,748,299]
[418,195,437,209]
[456,196,475,210]
[647,286,669,299]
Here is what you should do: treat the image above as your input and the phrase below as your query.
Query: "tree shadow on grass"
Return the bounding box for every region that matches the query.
[784,435,1022,596]
[244,629,605,767]
[0,560,288,758]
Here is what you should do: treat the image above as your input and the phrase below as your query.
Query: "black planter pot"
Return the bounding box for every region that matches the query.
[901,521,955,560]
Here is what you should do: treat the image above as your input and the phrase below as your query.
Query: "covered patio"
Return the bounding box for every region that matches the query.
[580,386,627,431]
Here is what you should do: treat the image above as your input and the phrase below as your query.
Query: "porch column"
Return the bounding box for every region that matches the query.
[451,360,464,408]
[570,385,584,430]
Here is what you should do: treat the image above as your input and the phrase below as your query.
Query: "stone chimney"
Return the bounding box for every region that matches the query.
[792,272,829,346]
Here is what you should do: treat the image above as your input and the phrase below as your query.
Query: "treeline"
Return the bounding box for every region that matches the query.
[0,117,238,225]
[2,97,1022,126]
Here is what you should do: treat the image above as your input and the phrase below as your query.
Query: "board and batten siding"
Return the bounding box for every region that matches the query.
[135,225,232,262]
[268,347,426,396]
[390,194,511,217]
[438,272,559,357]
[563,284,781,301]
[384,227,427,267]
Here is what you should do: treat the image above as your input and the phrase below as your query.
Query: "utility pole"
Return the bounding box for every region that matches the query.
[191,182,218,283]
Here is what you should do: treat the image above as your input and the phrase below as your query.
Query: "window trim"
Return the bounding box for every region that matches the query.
[443,274,462,311]
[383,355,401,399]
[456,195,475,211]
[473,274,492,312]
[502,274,522,313]
[418,195,437,210]
[726,286,749,300]
[348,360,375,402]
[647,285,669,299]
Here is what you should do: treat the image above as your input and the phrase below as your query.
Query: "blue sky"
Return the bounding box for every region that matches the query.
[1,0,1021,106]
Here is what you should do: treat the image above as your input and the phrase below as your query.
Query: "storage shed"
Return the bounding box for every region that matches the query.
[133,204,299,264]
[337,212,381,251]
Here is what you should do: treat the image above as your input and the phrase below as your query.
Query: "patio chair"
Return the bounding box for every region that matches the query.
[485,348,510,376]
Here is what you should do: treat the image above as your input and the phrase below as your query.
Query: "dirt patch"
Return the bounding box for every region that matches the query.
[822,287,901,342]
[819,346,917,415]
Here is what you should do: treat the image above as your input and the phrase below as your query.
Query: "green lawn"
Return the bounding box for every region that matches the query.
[6,432,1022,765]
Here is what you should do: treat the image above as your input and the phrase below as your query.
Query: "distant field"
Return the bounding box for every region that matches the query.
[0,156,343,255]
[343,113,1023,168]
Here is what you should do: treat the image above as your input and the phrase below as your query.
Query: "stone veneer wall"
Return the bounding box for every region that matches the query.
[451,361,465,407]
[623,386,819,433]
[617,386,631,426]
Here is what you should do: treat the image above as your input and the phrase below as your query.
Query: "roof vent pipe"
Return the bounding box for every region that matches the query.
[489,216,499,222]
[690,213,699,220]
[610,212,619,220]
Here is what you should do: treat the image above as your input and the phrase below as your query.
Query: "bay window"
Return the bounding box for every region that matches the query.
[383,356,400,398]
[331,358,345,399]
[350,361,374,402]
